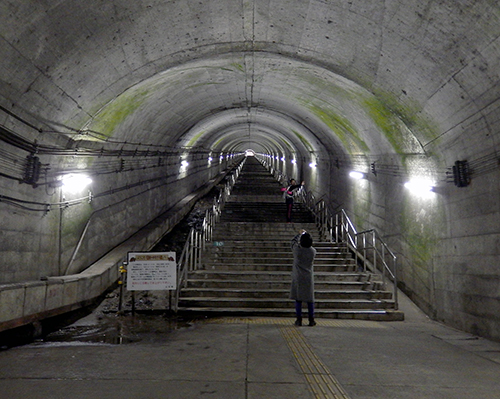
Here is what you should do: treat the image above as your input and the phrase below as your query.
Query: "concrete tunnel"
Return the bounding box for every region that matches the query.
[0,1,499,342]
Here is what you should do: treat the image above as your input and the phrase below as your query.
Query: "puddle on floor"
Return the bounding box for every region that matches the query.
[37,313,195,347]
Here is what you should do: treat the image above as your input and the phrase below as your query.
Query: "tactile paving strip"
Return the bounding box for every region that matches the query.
[280,326,351,399]
[202,317,383,398]
[204,317,386,329]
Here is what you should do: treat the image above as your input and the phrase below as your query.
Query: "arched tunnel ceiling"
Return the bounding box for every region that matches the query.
[82,52,424,160]
[1,0,499,165]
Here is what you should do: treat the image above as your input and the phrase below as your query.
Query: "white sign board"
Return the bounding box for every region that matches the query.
[127,252,176,291]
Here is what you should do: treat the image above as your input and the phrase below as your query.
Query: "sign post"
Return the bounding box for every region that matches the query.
[126,252,177,291]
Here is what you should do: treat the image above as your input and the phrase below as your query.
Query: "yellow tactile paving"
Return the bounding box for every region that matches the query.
[201,317,373,398]
[280,326,351,399]
[203,317,387,329]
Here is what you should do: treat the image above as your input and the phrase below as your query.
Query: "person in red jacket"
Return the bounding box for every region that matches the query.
[283,179,304,222]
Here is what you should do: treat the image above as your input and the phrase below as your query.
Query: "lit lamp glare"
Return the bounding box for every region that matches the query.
[349,171,365,180]
[62,174,92,192]
[404,179,435,193]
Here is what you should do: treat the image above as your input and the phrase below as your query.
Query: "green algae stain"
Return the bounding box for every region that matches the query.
[186,130,206,148]
[363,92,439,156]
[307,103,369,153]
[278,137,293,151]
[400,195,445,269]
[231,62,245,73]
[89,89,150,138]
[363,97,408,154]
[291,129,313,152]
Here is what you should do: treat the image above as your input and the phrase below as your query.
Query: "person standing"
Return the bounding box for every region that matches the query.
[290,229,317,326]
[283,179,304,222]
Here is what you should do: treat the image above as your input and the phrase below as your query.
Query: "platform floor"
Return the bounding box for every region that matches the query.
[1,292,500,399]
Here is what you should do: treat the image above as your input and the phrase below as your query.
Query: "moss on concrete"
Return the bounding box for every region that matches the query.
[89,89,150,138]
[363,91,439,156]
[186,130,206,148]
[307,103,369,153]
[291,129,313,152]
[400,195,446,274]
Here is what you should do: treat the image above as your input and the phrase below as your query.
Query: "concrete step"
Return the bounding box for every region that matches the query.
[180,288,393,300]
[203,250,349,260]
[176,307,405,321]
[176,157,403,321]
[205,256,355,265]
[185,279,373,290]
[201,264,357,272]
[205,241,349,250]
[178,297,397,310]
[186,270,370,282]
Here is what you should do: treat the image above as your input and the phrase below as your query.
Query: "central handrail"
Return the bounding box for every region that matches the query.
[307,199,399,310]
[259,161,399,310]
[173,158,245,311]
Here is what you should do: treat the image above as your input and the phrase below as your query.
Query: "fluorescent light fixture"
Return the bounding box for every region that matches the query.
[404,179,435,193]
[62,174,92,192]
[349,171,365,180]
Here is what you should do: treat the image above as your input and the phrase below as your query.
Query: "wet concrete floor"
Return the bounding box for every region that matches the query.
[1,291,500,399]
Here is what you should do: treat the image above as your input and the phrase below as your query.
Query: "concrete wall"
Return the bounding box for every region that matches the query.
[1,0,500,343]
[0,159,240,333]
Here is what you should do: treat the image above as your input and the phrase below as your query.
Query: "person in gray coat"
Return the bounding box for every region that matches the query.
[290,230,317,326]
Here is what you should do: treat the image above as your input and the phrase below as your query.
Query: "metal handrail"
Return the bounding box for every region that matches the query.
[242,159,399,309]
[173,159,245,312]
[295,191,399,310]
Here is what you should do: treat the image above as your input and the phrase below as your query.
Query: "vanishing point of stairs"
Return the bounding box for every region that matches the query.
[177,157,404,321]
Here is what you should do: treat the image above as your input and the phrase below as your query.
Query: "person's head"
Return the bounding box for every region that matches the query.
[290,179,296,185]
[300,232,313,248]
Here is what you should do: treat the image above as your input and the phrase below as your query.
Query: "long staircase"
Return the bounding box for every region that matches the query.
[177,157,404,321]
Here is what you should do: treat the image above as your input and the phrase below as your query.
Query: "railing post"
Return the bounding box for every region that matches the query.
[393,255,398,310]
[354,234,359,269]
[363,233,367,273]
[335,213,339,243]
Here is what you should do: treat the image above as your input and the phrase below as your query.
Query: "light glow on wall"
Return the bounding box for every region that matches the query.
[349,171,365,180]
[62,174,92,192]
[404,178,435,197]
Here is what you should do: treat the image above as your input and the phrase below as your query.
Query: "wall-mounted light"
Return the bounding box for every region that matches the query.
[281,157,285,162]
[309,162,317,168]
[404,179,435,194]
[349,171,366,180]
[181,160,189,167]
[291,159,296,164]
[62,174,92,193]
[208,156,213,162]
